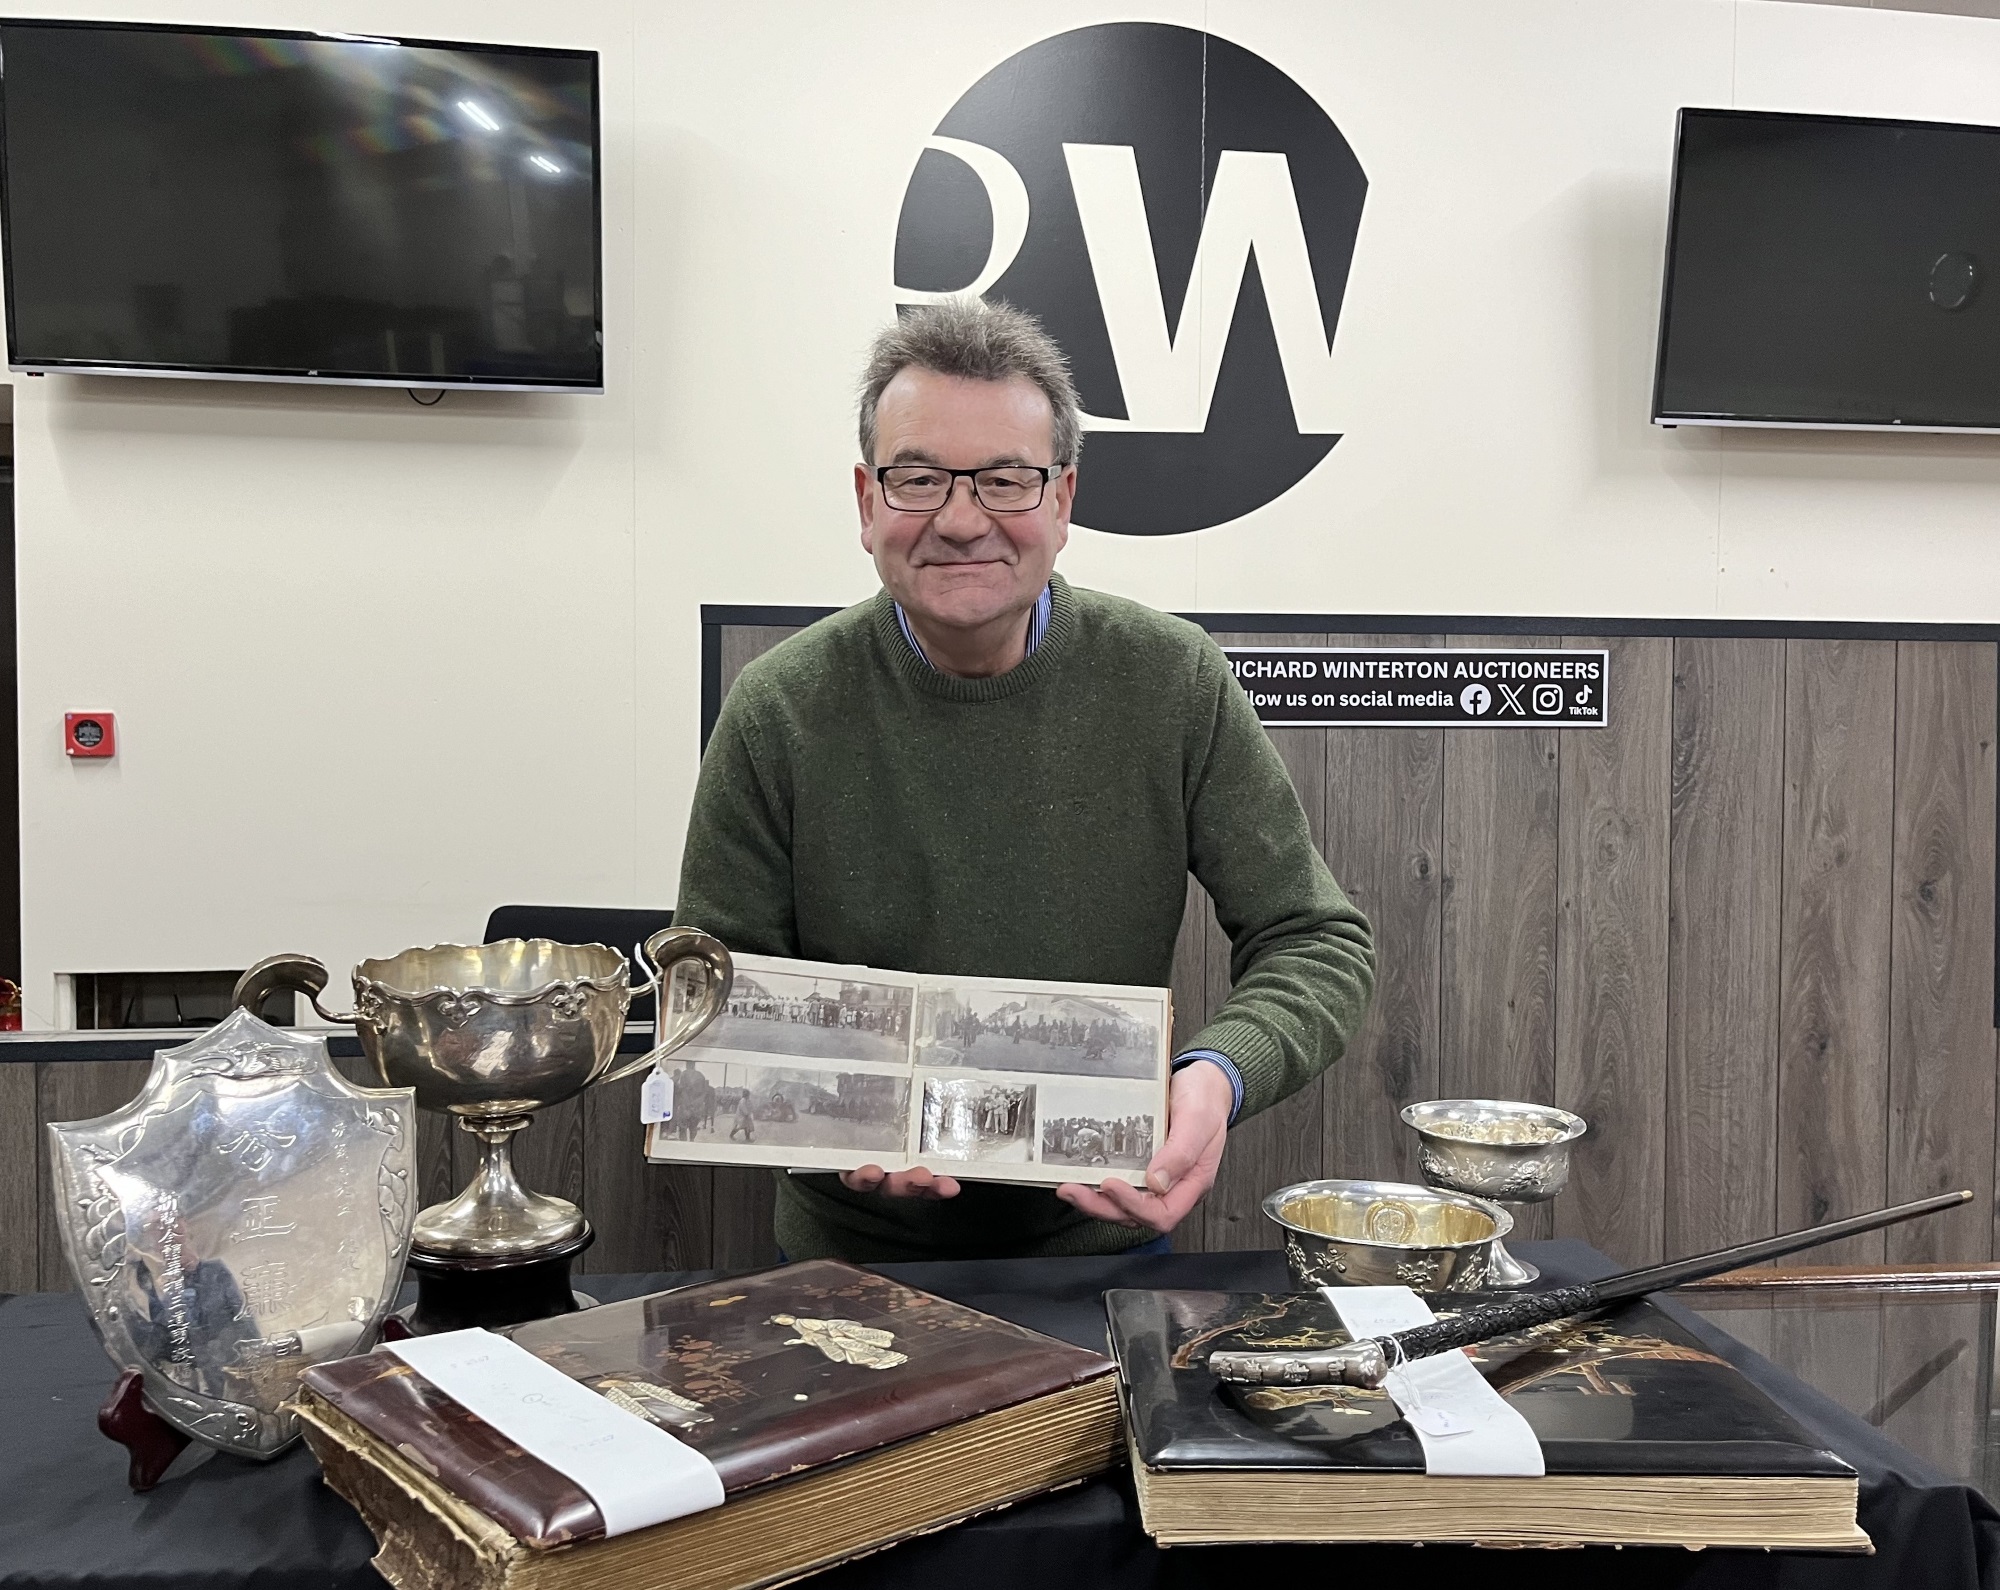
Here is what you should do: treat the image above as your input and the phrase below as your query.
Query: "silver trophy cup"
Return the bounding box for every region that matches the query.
[236,928,731,1266]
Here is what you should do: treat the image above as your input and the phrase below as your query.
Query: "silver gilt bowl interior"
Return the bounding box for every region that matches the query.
[1264,1178,1511,1293]
[1400,1098,1587,1202]
[352,939,635,1120]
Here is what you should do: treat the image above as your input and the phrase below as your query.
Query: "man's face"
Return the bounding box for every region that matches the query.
[856,368,1074,633]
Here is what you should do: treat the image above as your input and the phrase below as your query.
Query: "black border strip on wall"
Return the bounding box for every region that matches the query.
[701,602,2000,1027]
[699,603,2000,747]
[0,1025,662,1065]
[701,603,2000,646]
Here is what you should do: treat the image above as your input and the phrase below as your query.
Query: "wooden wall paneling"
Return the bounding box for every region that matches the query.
[583,1076,715,1272]
[708,622,810,1268]
[1323,634,1445,1189]
[1440,635,1560,1239]
[35,1059,149,1290]
[1666,639,1785,1256]
[1198,891,1237,1243]
[1779,1296,1886,1440]
[1169,877,1213,1058]
[413,1113,456,1212]
[0,1065,36,1292]
[1555,637,1672,1266]
[1875,1291,1989,1490]
[1887,641,1997,1264]
[1169,877,1214,1252]
[719,625,806,696]
[1777,640,1896,1266]
[710,1168,780,1269]
[1772,641,1897,1416]
[1195,633,1329,1251]
[1697,1293,1779,1361]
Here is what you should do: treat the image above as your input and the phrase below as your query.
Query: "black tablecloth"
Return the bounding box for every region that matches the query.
[4,1243,1995,1590]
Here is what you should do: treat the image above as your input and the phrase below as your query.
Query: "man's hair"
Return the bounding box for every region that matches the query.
[857,299,1083,466]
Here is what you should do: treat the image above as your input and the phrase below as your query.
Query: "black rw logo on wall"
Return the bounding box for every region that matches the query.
[893,22,1367,537]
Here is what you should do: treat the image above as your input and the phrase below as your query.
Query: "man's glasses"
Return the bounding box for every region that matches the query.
[874,464,1065,514]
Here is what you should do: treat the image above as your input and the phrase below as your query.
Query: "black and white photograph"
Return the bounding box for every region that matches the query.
[675,962,914,1067]
[1037,1082,1158,1172]
[658,1058,909,1155]
[919,1076,1036,1163]
[914,984,1165,1081]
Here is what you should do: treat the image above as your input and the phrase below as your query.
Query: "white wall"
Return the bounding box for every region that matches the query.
[17,0,2000,1022]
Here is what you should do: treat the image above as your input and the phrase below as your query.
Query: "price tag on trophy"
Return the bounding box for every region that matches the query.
[640,1067,674,1125]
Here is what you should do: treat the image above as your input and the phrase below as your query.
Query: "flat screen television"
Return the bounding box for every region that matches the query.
[0,19,600,392]
[1653,107,2000,432]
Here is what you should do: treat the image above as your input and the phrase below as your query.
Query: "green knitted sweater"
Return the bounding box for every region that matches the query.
[674,575,1374,1262]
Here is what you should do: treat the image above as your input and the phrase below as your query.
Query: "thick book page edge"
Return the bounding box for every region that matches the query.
[295,1394,529,1576]
[1122,1409,1868,1552]
[299,1376,1124,1590]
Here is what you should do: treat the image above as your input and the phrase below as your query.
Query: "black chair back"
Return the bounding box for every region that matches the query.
[481,904,675,1021]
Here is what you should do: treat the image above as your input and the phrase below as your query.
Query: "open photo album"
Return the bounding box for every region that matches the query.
[643,953,1172,1187]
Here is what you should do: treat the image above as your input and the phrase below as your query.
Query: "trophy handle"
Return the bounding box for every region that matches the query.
[601,927,734,1086]
[232,954,359,1025]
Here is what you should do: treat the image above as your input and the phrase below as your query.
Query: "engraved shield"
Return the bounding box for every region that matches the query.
[48,1009,416,1459]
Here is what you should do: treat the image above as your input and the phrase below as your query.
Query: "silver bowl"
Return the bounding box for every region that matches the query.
[353,940,641,1120]
[1263,1178,1512,1292]
[1401,1099,1587,1286]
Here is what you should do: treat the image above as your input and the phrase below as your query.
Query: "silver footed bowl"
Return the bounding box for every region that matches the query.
[1401,1098,1588,1288]
[1263,1178,1511,1293]
[1401,1097,1587,1202]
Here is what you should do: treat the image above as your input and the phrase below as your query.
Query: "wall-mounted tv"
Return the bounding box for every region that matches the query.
[0,19,601,392]
[1653,107,2000,433]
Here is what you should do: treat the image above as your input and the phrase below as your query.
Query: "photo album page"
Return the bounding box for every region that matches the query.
[643,953,1172,1187]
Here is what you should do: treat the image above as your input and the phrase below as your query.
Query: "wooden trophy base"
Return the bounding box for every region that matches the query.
[401,1225,596,1334]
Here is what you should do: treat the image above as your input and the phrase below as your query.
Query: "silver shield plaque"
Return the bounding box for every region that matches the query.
[48,1009,416,1459]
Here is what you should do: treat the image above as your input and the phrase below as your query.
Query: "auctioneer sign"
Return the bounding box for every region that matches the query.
[1224,647,1610,729]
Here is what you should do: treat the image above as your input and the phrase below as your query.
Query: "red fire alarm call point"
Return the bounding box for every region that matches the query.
[65,712,116,758]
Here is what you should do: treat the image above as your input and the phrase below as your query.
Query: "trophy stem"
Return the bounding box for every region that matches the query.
[410,1115,586,1259]
[1484,1222,1541,1288]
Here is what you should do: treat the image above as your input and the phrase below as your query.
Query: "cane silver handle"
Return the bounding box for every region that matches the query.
[601,926,734,1085]
[232,953,359,1026]
[1208,1341,1390,1388]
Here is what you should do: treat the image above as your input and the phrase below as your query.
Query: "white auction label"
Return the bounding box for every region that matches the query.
[387,1329,724,1534]
[1321,1286,1545,1478]
[640,1070,674,1125]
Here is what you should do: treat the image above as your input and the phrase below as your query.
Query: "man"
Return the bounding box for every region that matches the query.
[673,1057,713,1143]
[675,298,1374,1262]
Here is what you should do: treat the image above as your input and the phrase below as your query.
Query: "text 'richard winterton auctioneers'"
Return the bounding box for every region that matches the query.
[1222,647,1609,728]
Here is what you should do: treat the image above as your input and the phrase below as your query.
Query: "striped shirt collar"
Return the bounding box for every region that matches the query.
[894,583,1053,672]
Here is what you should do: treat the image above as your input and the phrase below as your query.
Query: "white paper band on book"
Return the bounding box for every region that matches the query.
[1320,1286,1545,1478]
[387,1329,726,1535]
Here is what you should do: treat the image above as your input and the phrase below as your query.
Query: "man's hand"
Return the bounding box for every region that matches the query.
[1055,1060,1232,1235]
[840,1164,961,1200]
